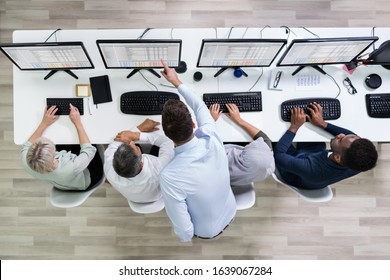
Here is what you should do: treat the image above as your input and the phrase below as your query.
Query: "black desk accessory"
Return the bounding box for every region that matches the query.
[175,61,187,74]
[365,74,382,89]
[89,75,112,105]
[193,71,203,82]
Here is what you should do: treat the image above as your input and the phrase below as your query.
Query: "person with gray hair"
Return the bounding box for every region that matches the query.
[21,104,103,190]
[104,118,174,204]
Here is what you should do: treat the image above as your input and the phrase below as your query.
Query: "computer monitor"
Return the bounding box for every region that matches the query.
[96,39,182,79]
[196,39,287,77]
[0,41,94,80]
[366,40,390,70]
[277,36,378,75]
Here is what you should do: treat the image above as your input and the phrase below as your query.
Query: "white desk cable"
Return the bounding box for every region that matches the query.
[139,71,158,91]
[325,73,341,99]
[248,67,264,92]
[241,27,249,38]
[280,26,297,47]
[371,26,377,51]
[259,25,271,38]
[44,28,61,42]
[137,28,152,39]
[299,26,320,38]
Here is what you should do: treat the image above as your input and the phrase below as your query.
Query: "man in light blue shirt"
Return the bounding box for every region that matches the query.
[159,60,236,242]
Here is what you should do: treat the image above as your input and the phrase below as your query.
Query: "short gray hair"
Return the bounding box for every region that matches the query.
[113,143,142,178]
[26,137,56,173]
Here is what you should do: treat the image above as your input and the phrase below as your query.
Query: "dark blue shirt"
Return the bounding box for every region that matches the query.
[274,123,359,189]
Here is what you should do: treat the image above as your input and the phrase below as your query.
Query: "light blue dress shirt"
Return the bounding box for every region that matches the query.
[160,84,236,242]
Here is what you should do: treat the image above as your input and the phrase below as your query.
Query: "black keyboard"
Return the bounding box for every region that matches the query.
[120,91,180,115]
[281,98,341,122]
[46,98,84,115]
[366,93,390,118]
[203,91,262,113]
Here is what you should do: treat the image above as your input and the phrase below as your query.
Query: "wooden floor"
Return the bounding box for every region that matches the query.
[1,0,390,260]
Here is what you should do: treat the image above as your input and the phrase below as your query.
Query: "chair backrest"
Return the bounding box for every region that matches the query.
[50,144,106,208]
[271,170,333,203]
[232,182,256,210]
[128,196,165,214]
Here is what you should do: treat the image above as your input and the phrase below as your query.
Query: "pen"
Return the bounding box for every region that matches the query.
[159,83,176,89]
[273,71,282,88]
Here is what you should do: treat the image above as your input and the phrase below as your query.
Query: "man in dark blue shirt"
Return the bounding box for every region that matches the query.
[274,103,378,190]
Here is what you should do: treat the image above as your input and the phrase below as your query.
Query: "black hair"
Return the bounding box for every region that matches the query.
[343,138,378,172]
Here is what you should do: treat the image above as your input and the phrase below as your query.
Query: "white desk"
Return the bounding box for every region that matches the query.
[12,28,390,144]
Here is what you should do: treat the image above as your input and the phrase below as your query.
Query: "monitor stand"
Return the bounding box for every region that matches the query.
[127,69,161,79]
[291,66,326,76]
[214,67,248,78]
[44,70,78,80]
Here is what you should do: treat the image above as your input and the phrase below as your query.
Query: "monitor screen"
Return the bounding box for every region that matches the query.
[277,37,378,66]
[366,40,390,65]
[196,39,287,68]
[96,39,182,69]
[0,42,94,70]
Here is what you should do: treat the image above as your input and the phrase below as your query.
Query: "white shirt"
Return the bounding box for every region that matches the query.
[104,131,174,203]
[160,84,237,242]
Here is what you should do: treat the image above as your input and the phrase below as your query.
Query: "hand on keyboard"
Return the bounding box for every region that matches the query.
[42,105,60,127]
[225,103,242,123]
[209,103,243,123]
[289,108,306,133]
[46,98,84,115]
[209,104,222,121]
[203,92,262,113]
[306,102,327,129]
[69,103,81,126]
[280,98,341,122]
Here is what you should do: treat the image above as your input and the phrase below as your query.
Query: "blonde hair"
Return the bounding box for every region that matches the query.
[26,137,56,173]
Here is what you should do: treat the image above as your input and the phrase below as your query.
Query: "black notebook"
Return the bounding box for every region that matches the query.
[89,75,112,105]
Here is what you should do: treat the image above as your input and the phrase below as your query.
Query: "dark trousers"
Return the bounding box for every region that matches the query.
[56,144,103,189]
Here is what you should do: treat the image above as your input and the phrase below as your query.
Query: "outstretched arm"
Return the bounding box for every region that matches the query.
[160,59,182,88]
[69,103,90,144]
[307,102,355,135]
[161,59,215,129]
[224,103,260,139]
[28,105,59,143]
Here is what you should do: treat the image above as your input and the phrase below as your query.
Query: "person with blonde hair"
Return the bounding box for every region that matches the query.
[21,104,103,190]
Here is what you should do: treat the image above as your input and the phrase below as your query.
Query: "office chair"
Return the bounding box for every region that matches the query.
[128,196,165,214]
[50,144,105,208]
[232,182,256,210]
[271,169,333,203]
